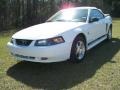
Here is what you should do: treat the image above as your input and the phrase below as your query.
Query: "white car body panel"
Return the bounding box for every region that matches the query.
[7,42,71,63]
[7,7,112,63]
[13,22,85,40]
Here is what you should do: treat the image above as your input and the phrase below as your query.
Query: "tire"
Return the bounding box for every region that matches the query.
[70,36,86,63]
[107,27,112,40]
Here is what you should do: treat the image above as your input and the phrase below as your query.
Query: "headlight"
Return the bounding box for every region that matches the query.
[35,36,65,46]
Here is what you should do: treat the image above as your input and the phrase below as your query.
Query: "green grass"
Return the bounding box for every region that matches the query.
[0,19,120,90]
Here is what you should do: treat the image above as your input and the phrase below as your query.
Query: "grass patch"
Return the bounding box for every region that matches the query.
[0,19,120,90]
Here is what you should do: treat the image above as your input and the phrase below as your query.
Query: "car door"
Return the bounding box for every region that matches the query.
[88,9,106,42]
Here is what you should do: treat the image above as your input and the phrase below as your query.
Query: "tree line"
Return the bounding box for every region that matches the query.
[0,0,120,31]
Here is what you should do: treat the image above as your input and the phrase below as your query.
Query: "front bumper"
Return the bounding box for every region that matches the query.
[7,42,71,63]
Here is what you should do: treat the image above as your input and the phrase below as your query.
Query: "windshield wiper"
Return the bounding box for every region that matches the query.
[55,19,67,22]
[47,19,85,22]
[55,19,85,22]
[46,19,66,22]
[46,20,52,22]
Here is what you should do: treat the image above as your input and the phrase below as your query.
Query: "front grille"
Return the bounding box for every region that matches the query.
[15,39,32,46]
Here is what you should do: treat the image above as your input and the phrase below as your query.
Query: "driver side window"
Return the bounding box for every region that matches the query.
[89,9,104,22]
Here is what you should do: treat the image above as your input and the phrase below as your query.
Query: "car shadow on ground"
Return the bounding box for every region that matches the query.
[7,38,120,90]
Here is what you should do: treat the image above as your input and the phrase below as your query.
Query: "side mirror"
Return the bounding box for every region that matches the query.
[89,17,99,23]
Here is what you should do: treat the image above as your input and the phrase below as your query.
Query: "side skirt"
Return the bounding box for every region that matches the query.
[87,35,107,50]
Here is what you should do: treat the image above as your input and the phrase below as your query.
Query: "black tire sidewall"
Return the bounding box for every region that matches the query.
[107,27,112,40]
[70,36,86,63]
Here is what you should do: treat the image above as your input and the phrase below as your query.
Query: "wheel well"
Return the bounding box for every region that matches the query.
[74,33,87,44]
[110,24,112,29]
[107,24,112,33]
[70,33,87,61]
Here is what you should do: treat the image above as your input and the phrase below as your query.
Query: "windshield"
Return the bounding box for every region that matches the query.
[47,9,88,22]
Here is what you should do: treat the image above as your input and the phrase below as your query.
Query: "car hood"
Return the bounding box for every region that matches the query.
[12,22,85,40]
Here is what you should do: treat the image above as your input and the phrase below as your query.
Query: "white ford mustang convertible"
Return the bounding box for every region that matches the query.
[7,7,112,63]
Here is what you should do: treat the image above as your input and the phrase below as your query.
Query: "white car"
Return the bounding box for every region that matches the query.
[7,7,112,63]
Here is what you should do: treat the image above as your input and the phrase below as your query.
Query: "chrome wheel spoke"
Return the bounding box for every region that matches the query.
[76,43,80,55]
[75,41,85,60]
